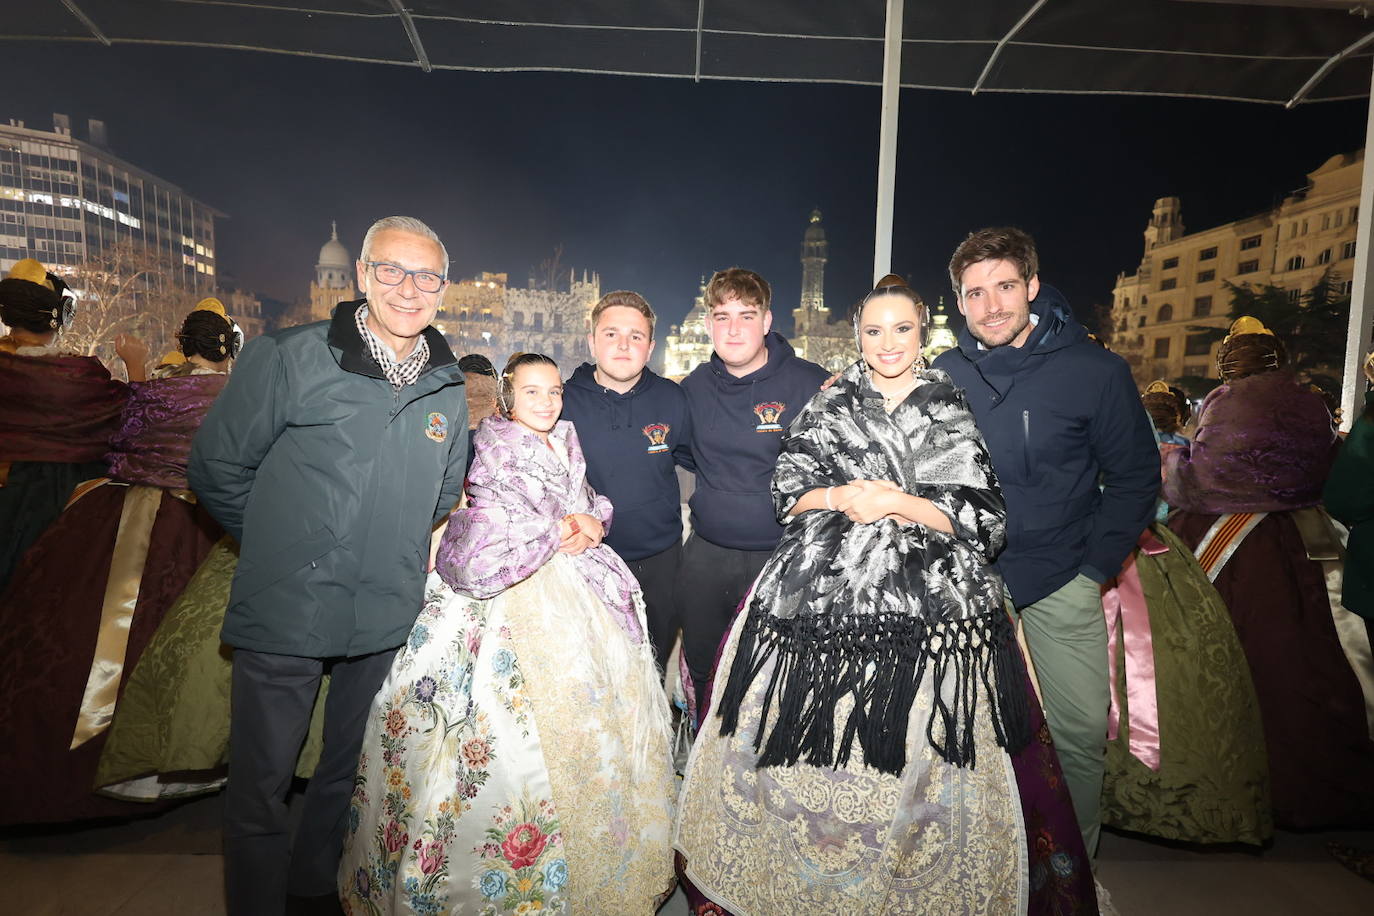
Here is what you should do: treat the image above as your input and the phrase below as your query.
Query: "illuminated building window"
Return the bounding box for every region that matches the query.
[1317,248,1332,265]
[1343,241,1357,259]
[1237,259,1259,274]
[1157,304,1173,321]
[1159,277,1176,290]
[1240,235,1261,251]
[1197,269,1215,283]
[1285,255,1304,271]
[1198,247,1217,260]
[1161,256,1178,270]
[1193,295,1212,316]
[1185,334,1212,356]
[1153,338,1170,358]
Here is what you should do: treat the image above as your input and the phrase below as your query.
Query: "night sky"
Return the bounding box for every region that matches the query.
[5,42,1369,336]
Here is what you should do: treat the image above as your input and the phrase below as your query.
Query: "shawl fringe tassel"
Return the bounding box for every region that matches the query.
[717,604,1030,775]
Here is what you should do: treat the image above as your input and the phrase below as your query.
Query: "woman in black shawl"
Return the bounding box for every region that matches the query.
[674,277,1095,915]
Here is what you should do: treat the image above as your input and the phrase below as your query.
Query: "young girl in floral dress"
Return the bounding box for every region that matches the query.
[339,353,675,915]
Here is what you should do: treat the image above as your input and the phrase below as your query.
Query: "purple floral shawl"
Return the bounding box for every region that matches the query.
[435,415,645,644]
[1162,370,1338,514]
[106,373,228,488]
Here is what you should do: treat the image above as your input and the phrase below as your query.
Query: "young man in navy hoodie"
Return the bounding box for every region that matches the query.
[561,290,692,668]
[677,268,829,705]
[932,227,1159,857]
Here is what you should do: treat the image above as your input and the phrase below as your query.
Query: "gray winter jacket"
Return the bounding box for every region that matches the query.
[188,300,468,657]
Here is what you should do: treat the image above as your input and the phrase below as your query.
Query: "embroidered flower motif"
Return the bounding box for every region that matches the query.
[385,767,405,790]
[382,819,408,853]
[502,822,549,869]
[384,708,407,738]
[461,738,493,769]
[492,647,515,675]
[478,869,507,899]
[1050,850,1075,878]
[542,858,568,892]
[413,676,438,703]
[407,623,430,651]
[417,840,446,875]
[354,867,371,898]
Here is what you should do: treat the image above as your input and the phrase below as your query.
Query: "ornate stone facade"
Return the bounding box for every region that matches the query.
[1111,149,1362,385]
[309,221,354,322]
[789,209,853,372]
[662,278,713,380]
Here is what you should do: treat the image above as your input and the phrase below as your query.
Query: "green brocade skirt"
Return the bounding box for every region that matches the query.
[96,536,327,799]
[1101,524,1273,845]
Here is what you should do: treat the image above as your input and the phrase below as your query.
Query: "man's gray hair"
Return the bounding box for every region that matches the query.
[360,216,449,275]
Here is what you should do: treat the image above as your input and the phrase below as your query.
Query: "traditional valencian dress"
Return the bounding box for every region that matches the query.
[675,364,1095,916]
[0,345,128,592]
[339,415,675,916]
[1165,369,1374,828]
[0,366,225,824]
[1099,523,1272,845]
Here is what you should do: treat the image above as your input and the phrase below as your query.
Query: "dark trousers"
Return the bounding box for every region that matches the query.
[223,647,396,916]
[625,539,683,671]
[675,533,772,704]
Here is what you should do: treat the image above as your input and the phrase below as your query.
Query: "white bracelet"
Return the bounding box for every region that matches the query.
[825,486,834,511]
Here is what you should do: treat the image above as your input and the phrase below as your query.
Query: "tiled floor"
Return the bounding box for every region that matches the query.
[3,792,1371,914]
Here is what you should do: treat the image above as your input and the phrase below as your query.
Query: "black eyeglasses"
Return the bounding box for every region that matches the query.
[365,261,446,294]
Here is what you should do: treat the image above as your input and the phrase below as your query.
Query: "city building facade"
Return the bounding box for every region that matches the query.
[662,278,713,380]
[1111,150,1361,385]
[308,221,353,322]
[0,114,221,291]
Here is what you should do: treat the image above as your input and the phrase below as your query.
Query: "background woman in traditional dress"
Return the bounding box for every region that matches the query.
[675,278,1095,916]
[1164,317,1374,829]
[0,298,236,825]
[339,353,674,916]
[0,257,131,592]
[1097,380,1272,847]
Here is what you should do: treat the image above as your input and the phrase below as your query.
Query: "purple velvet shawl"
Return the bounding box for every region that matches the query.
[435,416,645,644]
[0,351,129,463]
[105,373,228,489]
[1162,370,1337,513]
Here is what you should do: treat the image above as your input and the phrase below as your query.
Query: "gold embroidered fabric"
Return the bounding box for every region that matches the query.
[507,555,677,913]
[676,617,1027,915]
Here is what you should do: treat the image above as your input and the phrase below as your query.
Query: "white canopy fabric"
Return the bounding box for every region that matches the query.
[17,0,1374,422]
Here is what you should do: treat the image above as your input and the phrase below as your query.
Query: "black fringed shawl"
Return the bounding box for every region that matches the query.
[716,362,1030,775]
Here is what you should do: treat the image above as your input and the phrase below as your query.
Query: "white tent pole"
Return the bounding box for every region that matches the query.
[873,0,904,284]
[1341,63,1374,431]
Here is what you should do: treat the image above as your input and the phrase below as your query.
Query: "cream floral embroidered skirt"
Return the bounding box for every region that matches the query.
[340,555,675,915]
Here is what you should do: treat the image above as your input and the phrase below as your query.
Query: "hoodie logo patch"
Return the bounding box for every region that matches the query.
[424,412,448,443]
[642,423,670,453]
[753,401,785,432]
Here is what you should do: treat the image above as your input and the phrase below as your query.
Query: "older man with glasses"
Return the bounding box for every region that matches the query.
[189,216,469,916]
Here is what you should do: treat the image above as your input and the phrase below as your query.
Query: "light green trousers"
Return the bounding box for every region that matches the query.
[1018,572,1110,857]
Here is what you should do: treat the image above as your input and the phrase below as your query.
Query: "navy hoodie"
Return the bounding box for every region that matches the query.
[681,332,829,551]
[933,285,1159,608]
[561,363,692,561]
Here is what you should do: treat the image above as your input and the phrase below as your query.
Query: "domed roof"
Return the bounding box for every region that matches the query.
[318,221,350,268]
[804,208,825,242]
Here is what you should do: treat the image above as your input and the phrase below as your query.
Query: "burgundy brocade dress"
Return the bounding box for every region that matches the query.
[0,350,129,592]
[1164,370,1374,829]
[0,372,226,825]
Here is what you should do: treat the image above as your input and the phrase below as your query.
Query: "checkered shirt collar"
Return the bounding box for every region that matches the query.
[355,303,430,390]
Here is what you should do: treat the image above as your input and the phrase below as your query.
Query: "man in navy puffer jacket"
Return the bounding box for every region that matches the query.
[933,227,1159,857]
